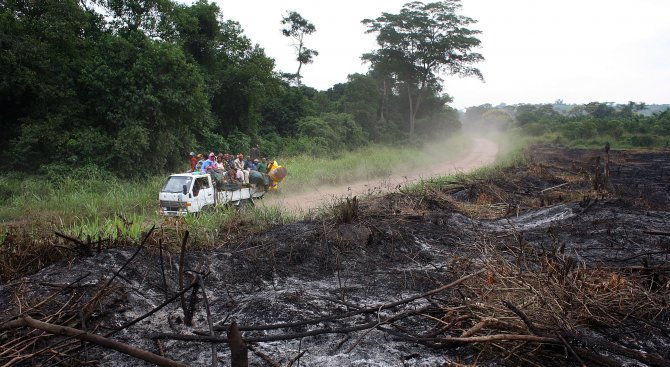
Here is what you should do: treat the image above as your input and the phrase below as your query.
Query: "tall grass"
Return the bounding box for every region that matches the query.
[279,134,472,192]
[0,175,163,224]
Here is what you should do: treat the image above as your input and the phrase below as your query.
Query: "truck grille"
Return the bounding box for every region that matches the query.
[160,200,186,211]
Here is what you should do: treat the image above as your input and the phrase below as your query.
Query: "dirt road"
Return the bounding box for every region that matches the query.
[261,137,499,211]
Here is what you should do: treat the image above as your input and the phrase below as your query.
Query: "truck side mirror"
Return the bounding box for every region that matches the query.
[182,184,188,195]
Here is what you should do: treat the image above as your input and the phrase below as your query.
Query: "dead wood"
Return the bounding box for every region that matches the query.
[436,333,558,344]
[197,274,217,367]
[6,316,188,367]
[286,350,306,367]
[101,225,154,291]
[153,321,381,344]
[644,230,670,236]
[555,332,586,367]
[228,321,248,367]
[178,230,189,322]
[54,231,92,255]
[565,331,670,367]
[159,239,169,302]
[0,271,91,326]
[3,145,670,366]
[184,277,199,326]
[503,300,540,335]
[247,344,281,367]
[104,276,200,338]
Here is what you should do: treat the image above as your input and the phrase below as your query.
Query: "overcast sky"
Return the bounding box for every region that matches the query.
[214,0,670,109]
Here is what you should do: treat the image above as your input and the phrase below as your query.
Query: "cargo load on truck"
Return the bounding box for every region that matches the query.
[159,162,287,216]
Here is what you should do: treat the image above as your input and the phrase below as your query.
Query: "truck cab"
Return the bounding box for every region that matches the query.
[159,173,215,216]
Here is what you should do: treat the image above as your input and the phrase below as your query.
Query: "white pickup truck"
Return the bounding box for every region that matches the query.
[159,173,265,216]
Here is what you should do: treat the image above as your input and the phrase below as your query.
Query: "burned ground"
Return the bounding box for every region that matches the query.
[1,145,669,366]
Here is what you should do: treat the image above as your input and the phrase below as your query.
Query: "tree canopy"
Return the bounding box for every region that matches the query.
[362,0,484,138]
[280,11,318,86]
[1,0,471,178]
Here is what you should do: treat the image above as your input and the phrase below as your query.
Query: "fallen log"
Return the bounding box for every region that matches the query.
[152,321,380,344]
[3,316,188,367]
[567,332,670,367]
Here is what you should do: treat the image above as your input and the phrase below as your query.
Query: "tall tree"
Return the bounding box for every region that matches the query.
[362,0,484,139]
[280,11,318,86]
[92,0,174,37]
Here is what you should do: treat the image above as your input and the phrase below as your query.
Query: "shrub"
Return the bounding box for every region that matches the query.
[521,122,547,136]
[227,130,251,156]
[296,113,368,155]
[561,121,596,140]
[629,135,655,147]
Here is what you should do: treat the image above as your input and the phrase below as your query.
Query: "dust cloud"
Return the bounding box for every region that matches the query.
[260,135,499,212]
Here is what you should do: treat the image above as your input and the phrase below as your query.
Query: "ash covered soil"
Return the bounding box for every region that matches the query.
[2,144,670,366]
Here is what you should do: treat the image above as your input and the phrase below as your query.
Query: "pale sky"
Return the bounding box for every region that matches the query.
[214,0,670,109]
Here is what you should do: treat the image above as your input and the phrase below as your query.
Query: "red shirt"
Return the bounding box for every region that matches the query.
[190,157,197,170]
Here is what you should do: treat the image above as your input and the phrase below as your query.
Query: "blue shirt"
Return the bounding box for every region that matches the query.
[201,159,215,173]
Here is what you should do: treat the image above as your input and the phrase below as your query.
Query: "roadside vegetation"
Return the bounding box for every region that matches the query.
[1,0,475,179]
[0,134,471,239]
[1,0,482,244]
[463,101,670,149]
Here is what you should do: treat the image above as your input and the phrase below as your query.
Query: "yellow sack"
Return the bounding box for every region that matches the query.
[267,161,287,191]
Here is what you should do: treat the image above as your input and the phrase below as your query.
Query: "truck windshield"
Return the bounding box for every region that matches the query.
[162,176,192,193]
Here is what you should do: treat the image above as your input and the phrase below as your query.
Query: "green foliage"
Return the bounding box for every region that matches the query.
[362,0,484,138]
[515,104,561,125]
[628,135,655,147]
[227,130,251,156]
[261,85,315,135]
[653,110,670,135]
[296,113,367,155]
[281,11,318,84]
[521,122,548,136]
[0,173,162,224]
[507,101,669,149]
[0,0,469,183]
[335,74,380,139]
[414,106,462,136]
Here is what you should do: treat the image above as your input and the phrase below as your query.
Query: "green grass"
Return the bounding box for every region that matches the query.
[0,175,162,224]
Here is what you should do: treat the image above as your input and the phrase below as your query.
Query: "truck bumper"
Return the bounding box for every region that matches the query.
[160,209,189,217]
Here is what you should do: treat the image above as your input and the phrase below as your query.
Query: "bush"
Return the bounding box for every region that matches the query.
[629,135,655,147]
[0,178,20,204]
[296,113,368,155]
[612,126,625,139]
[227,130,251,156]
[521,122,547,136]
[40,163,114,183]
[561,121,596,140]
[258,132,284,159]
